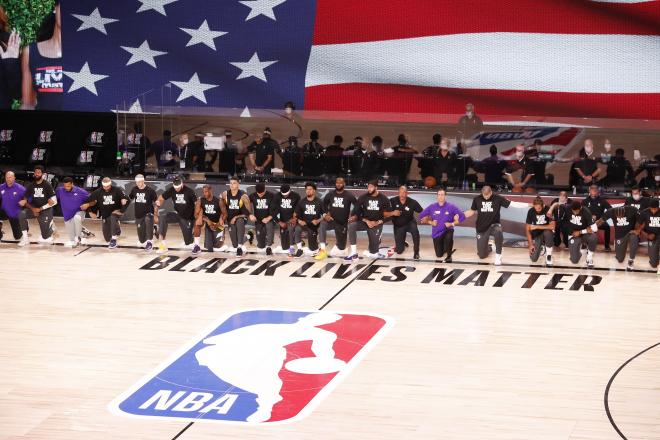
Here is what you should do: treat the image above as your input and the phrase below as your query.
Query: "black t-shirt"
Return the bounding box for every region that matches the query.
[624,196,651,212]
[200,196,222,223]
[294,196,324,224]
[224,189,250,220]
[88,186,130,219]
[353,192,391,222]
[278,146,303,175]
[129,185,157,219]
[25,179,55,208]
[323,190,357,225]
[248,141,275,171]
[515,157,536,182]
[583,196,611,219]
[549,198,572,223]
[525,206,551,238]
[470,194,511,233]
[639,208,660,234]
[565,207,594,233]
[389,196,423,227]
[601,206,638,239]
[575,157,598,176]
[273,192,301,222]
[249,191,274,221]
[162,185,197,220]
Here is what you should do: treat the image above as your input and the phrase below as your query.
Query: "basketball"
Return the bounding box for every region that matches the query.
[424,176,437,188]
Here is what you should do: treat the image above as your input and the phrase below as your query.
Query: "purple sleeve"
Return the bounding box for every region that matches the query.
[80,187,90,199]
[419,205,432,219]
[452,204,466,222]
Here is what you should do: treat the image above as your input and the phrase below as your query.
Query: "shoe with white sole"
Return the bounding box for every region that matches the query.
[545,254,553,266]
[38,236,54,245]
[344,253,359,262]
[18,235,29,247]
[494,254,502,266]
[626,259,634,271]
[218,245,229,252]
[64,240,76,248]
[192,244,201,255]
[586,255,594,268]
[329,246,346,257]
[145,241,153,252]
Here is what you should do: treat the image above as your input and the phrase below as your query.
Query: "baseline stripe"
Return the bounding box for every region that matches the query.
[305,33,660,93]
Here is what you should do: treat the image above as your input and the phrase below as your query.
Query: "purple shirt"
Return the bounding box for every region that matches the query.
[419,201,465,238]
[0,182,26,218]
[56,186,89,221]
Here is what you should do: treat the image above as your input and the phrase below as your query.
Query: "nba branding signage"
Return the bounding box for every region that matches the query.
[110,310,392,424]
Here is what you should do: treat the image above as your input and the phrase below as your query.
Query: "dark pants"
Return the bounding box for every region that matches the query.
[433,229,454,258]
[569,233,598,263]
[158,211,194,245]
[294,223,319,251]
[647,235,659,268]
[228,217,246,248]
[136,214,154,243]
[476,224,503,259]
[0,212,22,239]
[393,221,420,254]
[101,214,122,242]
[530,230,554,262]
[598,223,611,249]
[318,219,348,250]
[278,222,296,249]
[614,232,639,262]
[254,220,275,248]
[204,224,223,251]
[19,208,53,239]
[348,220,383,254]
[554,222,570,248]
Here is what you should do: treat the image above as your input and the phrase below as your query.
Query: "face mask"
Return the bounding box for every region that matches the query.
[466,112,473,118]
[604,143,611,152]
[515,151,524,159]
[655,175,660,182]
[285,107,293,115]
[585,147,593,155]
[632,194,641,201]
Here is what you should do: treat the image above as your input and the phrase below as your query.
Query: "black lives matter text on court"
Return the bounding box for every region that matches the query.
[139,256,603,292]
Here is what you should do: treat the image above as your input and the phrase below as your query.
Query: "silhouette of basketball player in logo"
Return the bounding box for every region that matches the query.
[195,312,347,422]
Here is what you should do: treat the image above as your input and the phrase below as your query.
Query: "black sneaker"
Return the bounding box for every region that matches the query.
[247,230,255,245]
[295,248,303,257]
[266,246,272,256]
[404,241,409,249]
[108,238,117,249]
[413,252,420,260]
[444,255,452,263]
[236,247,243,256]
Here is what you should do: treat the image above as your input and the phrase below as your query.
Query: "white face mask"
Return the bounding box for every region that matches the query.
[285,107,293,115]
[515,151,525,159]
[466,111,473,118]
[604,143,611,151]
[655,175,660,182]
[632,194,641,201]
[585,147,593,155]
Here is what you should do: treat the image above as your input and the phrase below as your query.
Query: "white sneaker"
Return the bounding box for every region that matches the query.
[212,247,223,252]
[586,255,594,268]
[80,237,88,245]
[228,246,237,253]
[272,245,284,254]
[218,244,229,252]
[494,254,502,266]
[626,259,634,271]
[64,240,76,248]
[362,250,380,259]
[38,236,54,245]
[137,241,145,248]
[18,235,29,247]
[329,246,346,257]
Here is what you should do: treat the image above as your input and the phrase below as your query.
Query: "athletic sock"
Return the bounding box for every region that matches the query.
[111,235,117,240]
[297,243,303,249]
[320,242,326,250]
[194,237,200,245]
[545,246,553,256]
[350,244,357,254]
[587,250,593,258]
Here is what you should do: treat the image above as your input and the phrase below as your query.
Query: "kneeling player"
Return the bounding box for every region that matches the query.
[129,174,158,251]
[293,182,324,257]
[316,177,356,260]
[196,184,225,253]
[565,201,598,268]
[525,197,555,266]
[156,178,198,254]
[55,177,89,247]
[636,199,659,274]
[346,180,393,260]
[249,182,275,255]
[81,177,129,249]
[597,205,639,271]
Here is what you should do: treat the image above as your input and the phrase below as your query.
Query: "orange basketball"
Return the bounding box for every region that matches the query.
[424,176,437,188]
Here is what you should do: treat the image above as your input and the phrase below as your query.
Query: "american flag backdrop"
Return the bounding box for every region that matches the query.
[59,0,660,118]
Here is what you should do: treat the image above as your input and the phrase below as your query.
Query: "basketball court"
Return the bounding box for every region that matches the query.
[1,219,658,440]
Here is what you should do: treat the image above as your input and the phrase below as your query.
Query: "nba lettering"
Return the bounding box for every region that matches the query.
[175,194,186,204]
[570,214,583,226]
[103,195,114,205]
[111,310,392,424]
[332,197,345,208]
[304,204,317,215]
[367,200,379,210]
[481,202,493,212]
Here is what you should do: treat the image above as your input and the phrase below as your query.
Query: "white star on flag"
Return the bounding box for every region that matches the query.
[136,0,178,16]
[240,106,251,117]
[180,19,228,50]
[71,8,118,35]
[121,40,167,68]
[229,52,278,82]
[170,73,219,104]
[239,0,287,21]
[64,62,109,96]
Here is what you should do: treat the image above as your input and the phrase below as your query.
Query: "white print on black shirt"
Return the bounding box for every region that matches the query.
[615,217,630,227]
[135,193,147,203]
[256,199,268,210]
[649,217,660,228]
[204,204,216,215]
[570,214,583,226]
[332,197,344,208]
[33,188,44,198]
[481,201,493,212]
[367,200,379,210]
[175,194,186,204]
[228,199,240,209]
[536,215,547,224]
[304,204,317,215]
[103,195,114,205]
[280,199,293,209]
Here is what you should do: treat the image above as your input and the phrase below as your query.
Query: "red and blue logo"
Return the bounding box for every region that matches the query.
[109,310,392,424]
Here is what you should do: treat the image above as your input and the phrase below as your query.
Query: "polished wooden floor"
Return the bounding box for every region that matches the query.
[1,218,659,440]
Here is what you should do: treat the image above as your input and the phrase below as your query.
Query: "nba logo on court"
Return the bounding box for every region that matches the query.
[110,310,392,424]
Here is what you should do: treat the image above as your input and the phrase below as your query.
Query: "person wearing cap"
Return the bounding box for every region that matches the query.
[155,177,199,254]
[129,174,159,251]
[221,176,251,256]
[272,183,301,254]
[81,177,130,249]
[302,130,325,178]
[18,165,57,245]
[249,182,275,255]
[345,180,394,260]
[248,128,276,175]
[292,182,325,257]
[277,136,303,177]
[55,177,89,247]
[636,198,659,273]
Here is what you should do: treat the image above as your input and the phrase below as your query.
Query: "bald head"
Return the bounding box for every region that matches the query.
[4,171,15,186]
